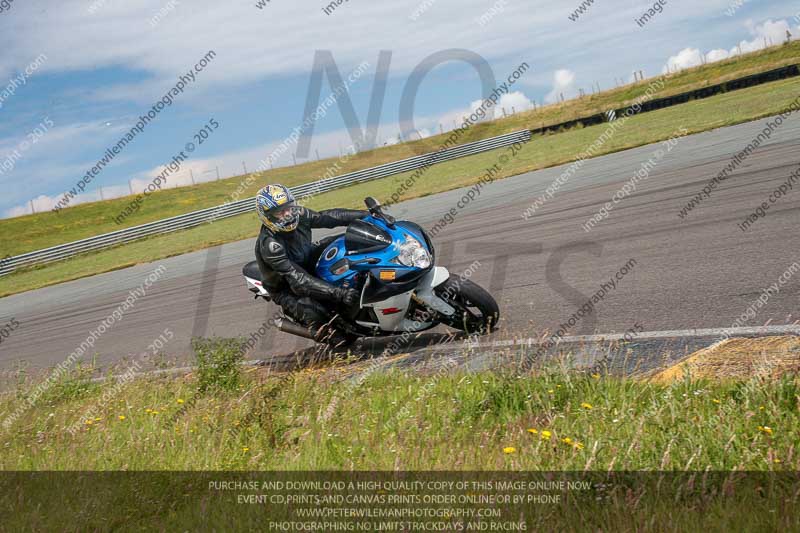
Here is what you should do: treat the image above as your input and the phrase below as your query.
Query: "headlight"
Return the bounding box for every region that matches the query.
[396,236,431,269]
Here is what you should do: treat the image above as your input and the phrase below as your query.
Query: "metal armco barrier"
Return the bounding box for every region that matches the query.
[0,130,532,276]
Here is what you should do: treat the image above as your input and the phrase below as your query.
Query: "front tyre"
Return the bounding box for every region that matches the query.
[435,276,499,335]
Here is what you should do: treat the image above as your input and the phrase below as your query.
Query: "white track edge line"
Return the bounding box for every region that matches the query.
[461,324,800,350]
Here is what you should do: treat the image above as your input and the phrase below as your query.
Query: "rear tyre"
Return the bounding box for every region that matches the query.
[435,277,499,335]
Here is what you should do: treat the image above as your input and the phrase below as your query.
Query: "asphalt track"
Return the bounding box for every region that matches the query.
[1,113,799,374]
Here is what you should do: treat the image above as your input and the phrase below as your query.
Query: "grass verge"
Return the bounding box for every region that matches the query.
[2,74,799,297]
[1,337,799,529]
[2,339,798,471]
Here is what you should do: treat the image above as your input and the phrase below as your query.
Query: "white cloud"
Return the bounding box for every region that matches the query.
[738,18,791,51]
[663,48,704,73]
[545,69,576,104]
[382,135,402,146]
[4,203,32,218]
[663,18,795,73]
[0,0,564,100]
[4,188,127,216]
[0,1,754,100]
[705,48,731,63]
[498,91,533,115]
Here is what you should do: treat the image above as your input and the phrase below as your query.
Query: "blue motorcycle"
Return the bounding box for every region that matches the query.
[243,197,499,346]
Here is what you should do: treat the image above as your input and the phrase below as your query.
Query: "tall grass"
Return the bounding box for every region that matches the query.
[2,348,798,529]
[2,361,797,471]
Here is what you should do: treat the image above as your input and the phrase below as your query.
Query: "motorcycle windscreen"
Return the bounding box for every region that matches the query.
[344,219,392,253]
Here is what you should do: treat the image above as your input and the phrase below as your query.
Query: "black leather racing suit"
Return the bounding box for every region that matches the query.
[255,206,367,327]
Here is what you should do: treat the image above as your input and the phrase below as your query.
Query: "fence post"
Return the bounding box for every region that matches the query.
[30,200,35,214]
[128,180,134,195]
[190,169,195,185]
[242,161,248,175]
[215,166,220,180]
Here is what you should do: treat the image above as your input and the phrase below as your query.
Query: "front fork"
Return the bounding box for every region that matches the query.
[413,266,456,319]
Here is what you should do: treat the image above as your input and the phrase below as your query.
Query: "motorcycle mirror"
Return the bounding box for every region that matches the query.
[365,196,396,228]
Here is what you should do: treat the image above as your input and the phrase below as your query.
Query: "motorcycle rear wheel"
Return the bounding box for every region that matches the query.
[435,276,499,334]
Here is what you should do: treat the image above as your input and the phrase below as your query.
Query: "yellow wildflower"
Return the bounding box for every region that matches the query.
[242,447,250,453]
[503,447,516,454]
[758,425,774,436]
[94,417,102,421]
[527,428,538,435]
[712,399,721,404]
[177,399,185,404]
[591,374,600,379]
[118,415,126,421]
[145,408,152,413]
[562,437,573,445]
[548,389,555,394]
[85,420,93,425]
[541,430,552,440]
[581,402,593,410]
[574,442,585,450]
[774,458,781,464]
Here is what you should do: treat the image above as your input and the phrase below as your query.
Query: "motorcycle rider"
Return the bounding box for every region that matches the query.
[254,184,367,343]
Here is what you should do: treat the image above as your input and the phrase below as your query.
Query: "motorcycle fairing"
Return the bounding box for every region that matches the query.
[356,266,455,332]
[315,216,429,285]
[313,214,455,333]
[243,260,270,299]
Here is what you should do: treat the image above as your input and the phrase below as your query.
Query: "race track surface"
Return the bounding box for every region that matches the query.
[1,114,798,373]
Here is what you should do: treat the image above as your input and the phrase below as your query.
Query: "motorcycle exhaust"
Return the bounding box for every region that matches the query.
[276,317,318,341]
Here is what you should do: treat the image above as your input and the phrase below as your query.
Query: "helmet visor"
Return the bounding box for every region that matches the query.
[265,203,298,231]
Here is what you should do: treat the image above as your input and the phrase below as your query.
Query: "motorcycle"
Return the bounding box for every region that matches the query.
[242,197,499,346]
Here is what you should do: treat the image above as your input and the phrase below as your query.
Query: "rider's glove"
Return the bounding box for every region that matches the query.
[335,288,360,307]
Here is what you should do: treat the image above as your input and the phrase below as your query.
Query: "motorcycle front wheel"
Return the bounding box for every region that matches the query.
[435,276,499,335]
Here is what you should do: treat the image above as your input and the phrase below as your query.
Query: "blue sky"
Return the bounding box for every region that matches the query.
[0,0,797,218]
